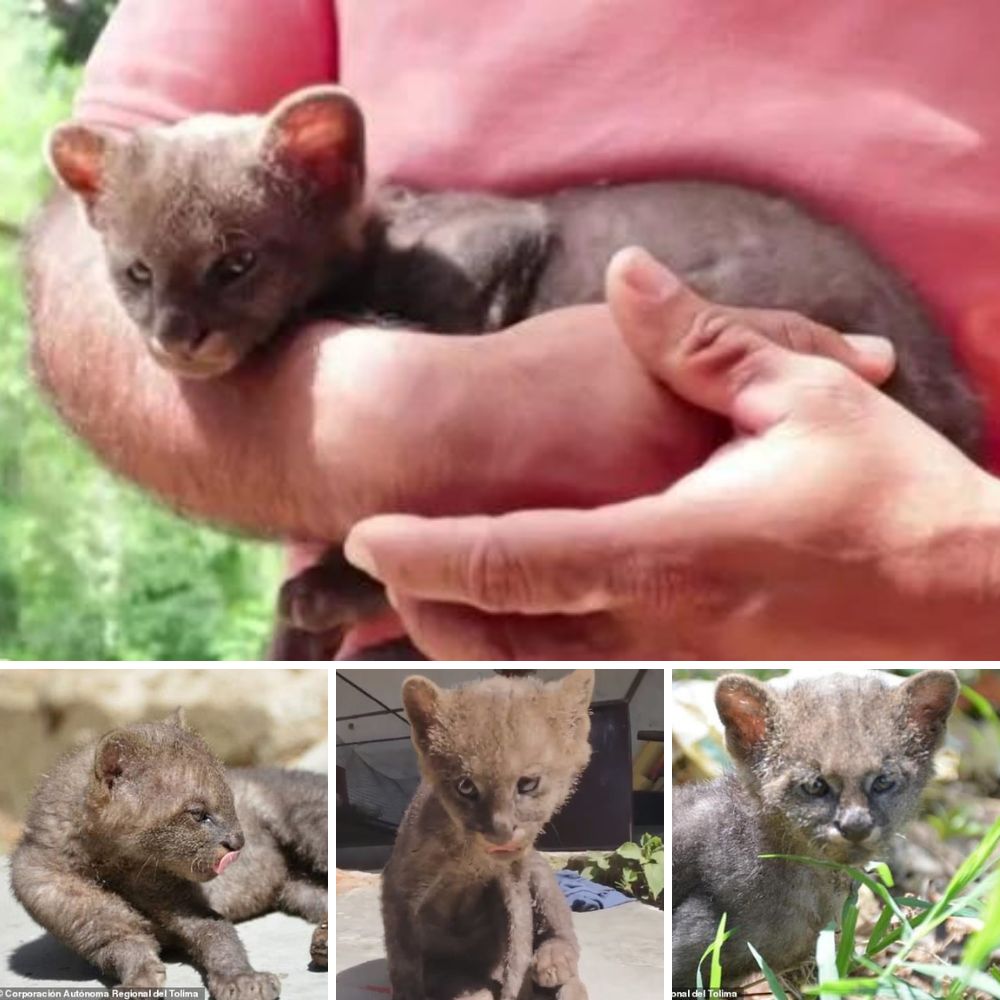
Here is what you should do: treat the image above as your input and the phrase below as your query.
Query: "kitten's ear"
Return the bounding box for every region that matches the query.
[715,674,775,762]
[557,669,594,730]
[46,122,118,211]
[94,730,144,792]
[895,670,958,752]
[261,85,365,193]
[402,675,442,752]
[164,706,188,729]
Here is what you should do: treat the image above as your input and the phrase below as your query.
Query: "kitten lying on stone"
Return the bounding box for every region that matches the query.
[382,669,594,1000]
[10,710,327,1000]
[672,669,958,991]
[45,87,981,658]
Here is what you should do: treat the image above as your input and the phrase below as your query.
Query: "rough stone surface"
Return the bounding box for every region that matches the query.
[0,668,328,819]
[0,858,326,997]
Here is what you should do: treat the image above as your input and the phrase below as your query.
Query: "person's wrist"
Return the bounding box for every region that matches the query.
[899,468,1000,657]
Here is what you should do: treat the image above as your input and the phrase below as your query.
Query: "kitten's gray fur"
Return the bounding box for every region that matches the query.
[10,710,328,1000]
[382,669,594,1000]
[45,87,982,658]
[672,669,958,990]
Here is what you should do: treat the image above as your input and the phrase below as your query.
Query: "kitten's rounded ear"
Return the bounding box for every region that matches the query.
[94,730,143,792]
[896,670,958,751]
[715,674,775,762]
[261,85,365,193]
[46,122,117,209]
[402,675,441,751]
[559,670,595,710]
[164,706,188,729]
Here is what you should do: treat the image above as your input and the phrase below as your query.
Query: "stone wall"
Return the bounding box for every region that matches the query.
[0,668,328,843]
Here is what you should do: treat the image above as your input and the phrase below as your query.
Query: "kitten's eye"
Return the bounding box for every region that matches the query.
[211,248,257,286]
[125,260,152,286]
[187,807,209,823]
[871,774,895,794]
[517,776,540,794]
[455,777,478,799]
[801,777,830,797]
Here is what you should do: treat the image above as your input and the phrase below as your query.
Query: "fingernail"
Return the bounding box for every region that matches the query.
[344,536,377,577]
[845,334,895,364]
[620,247,678,302]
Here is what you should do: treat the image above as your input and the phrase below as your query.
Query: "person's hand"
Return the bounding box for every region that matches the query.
[302,274,894,533]
[343,248,1000,659]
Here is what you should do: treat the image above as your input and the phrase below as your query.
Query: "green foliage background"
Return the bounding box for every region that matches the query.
[0,6,283,659]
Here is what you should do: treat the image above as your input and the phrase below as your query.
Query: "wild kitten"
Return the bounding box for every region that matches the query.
[10,710,328,1000]
[672,670,958,990]
[382,669,595,1000]
[42,88,980,654]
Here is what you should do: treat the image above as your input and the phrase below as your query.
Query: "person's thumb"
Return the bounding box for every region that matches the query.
[606,246,895,432]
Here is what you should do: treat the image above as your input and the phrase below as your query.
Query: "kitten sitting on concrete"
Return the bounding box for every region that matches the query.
[382,670,595,1000]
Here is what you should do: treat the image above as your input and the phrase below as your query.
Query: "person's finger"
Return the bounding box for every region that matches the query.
[605,245,883,434]
[390,595,625,660]
[607,246,895,385]
[344,498,672,614]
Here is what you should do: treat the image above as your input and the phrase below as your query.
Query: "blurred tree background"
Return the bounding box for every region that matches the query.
[0,2,284,659]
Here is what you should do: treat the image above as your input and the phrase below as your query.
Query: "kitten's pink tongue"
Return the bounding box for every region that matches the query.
[214,850,240,874]
[486,841,520,853]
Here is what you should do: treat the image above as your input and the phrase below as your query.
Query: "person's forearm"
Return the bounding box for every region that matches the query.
[26,196,722,540]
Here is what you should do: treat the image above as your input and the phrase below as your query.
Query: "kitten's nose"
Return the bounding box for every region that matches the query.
[484,817,516,845]
[836,810,874,843]
[222,830,245,852]
[152,309,205,355]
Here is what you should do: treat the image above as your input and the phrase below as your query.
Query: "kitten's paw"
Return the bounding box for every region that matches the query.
[208,971,281,1000]
[310,919,328,968]
[532,938,578,988]
[555,977,588,1000]
[120,959,166,989]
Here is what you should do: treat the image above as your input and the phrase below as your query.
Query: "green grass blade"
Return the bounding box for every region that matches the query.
[904,962,1000,999]
[963,873,1000,968]
[709,912,727,989]
[747,941,789,1000]
[837,884,860,975]
[804,978,878,996]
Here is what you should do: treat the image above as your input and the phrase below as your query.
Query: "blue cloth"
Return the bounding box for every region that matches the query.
[555,870,635,911]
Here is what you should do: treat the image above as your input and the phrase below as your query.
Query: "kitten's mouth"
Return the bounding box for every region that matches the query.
[481,837,527,857]
[149,330,244,379]
[213,849,241,875]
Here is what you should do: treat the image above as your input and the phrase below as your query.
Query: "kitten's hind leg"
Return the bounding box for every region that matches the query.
[277,877,328,922]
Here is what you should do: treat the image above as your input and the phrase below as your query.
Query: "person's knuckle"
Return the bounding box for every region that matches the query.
[796,357,873,423]
[680,307,774,378]
[462,531,533,611]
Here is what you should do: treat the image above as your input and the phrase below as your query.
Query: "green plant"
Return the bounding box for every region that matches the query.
[581,832,663,907]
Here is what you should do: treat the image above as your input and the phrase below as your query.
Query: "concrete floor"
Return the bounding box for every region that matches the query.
[0,857,326,998]
[336,871,664,999]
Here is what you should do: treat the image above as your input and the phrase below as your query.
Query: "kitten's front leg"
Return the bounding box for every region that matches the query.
[158,906,280,1000]
[381,882,425,1000]
[10,848,165,988]
[527,854,588,999]
[500,872,534,1000]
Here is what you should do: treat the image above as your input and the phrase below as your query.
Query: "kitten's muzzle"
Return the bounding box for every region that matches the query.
[148,328,244,378]
[834,808,876,844]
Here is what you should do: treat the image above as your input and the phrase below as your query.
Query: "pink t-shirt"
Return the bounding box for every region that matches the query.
[79,0,1000,464]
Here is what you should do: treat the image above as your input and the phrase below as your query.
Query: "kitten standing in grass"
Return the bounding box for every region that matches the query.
[672,670,958,991]
[382,670,594,1000]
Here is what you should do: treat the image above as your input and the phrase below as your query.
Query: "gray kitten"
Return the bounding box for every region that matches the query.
[672,669,958,990]
[45,87,981,657]
[382,669,594,1000]
[10,710,328,999]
